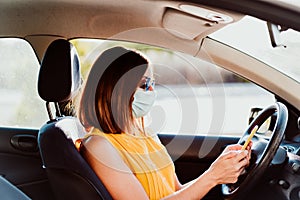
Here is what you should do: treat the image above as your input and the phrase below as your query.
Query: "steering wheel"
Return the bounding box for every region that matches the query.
[222,102,288,200]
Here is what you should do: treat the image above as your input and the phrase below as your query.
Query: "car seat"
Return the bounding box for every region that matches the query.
[37,39,112,200]
[0,176,31,200]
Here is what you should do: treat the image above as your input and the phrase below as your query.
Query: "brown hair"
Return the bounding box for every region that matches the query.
[78,46,148,133]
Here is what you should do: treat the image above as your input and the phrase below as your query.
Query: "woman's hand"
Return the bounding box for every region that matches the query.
[164,142,253,200]
[223,142,252,166]
[206,143,252,185]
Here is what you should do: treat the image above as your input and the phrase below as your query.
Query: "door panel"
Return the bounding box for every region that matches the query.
[0,127,54,200]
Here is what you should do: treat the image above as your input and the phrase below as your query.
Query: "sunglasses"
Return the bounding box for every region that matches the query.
[139,76,155,91]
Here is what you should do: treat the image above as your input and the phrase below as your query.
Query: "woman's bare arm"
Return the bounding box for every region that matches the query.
[82,137,250,200]
[82,135,149,200]
[169,144,251,199]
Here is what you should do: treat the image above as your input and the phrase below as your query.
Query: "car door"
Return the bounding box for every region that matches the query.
[0,127,54,200]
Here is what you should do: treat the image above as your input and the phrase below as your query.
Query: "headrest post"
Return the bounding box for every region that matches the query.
[54,102,62,118]
[46,102,54,121]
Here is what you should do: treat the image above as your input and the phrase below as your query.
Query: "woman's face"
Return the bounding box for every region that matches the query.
[132,65,156,118]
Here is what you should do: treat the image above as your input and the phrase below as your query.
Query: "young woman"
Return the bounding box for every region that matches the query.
[78,46,251,200]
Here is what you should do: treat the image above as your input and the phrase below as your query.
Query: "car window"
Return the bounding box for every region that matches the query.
[72,39,275,136]
[148,52,275,136]
[0,38,48,128]
[210,16,300,83]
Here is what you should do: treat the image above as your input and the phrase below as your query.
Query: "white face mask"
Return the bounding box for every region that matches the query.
[132,88,156,118]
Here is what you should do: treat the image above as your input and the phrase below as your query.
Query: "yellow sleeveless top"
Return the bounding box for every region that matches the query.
[86,128,176,200]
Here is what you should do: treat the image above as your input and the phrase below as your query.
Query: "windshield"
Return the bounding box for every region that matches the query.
[210,16,300,83]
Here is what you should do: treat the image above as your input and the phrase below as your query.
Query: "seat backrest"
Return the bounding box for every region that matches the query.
[37,39,112,200]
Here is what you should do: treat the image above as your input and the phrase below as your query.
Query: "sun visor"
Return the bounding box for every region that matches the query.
[162,4,243,41]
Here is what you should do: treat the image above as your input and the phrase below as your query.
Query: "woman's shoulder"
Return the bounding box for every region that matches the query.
[82,131,112,151]
[81,127,115,144]
[81,130,126,162]
[80,130,132,174]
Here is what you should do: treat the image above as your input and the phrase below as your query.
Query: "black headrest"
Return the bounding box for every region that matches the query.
[38,39,81,102]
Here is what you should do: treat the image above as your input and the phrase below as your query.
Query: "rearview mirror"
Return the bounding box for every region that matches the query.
[267,22,288,48]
